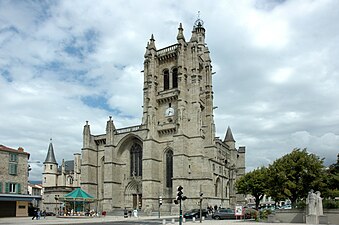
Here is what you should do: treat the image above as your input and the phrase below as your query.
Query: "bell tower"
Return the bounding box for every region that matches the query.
[142,19,215,142]
[141,18,217,211]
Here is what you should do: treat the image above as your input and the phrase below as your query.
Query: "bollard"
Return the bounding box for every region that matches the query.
[193,217,196,222]
[183,217,186,223]
[172,218,175,223]
[202,216,205,221]
[162,219,166,225]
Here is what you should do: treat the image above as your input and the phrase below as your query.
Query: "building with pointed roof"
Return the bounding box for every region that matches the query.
[42,140,81,213]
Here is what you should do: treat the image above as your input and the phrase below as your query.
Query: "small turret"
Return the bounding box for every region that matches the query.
[83,121,91,148]
[106,116,116,145]
[42,139,58,187]
[148,34,156,51]
[144,42,150,58]
[224,126,236,149]
[44,139,57,165]
[192,12,205,45]
[177,23,185,42]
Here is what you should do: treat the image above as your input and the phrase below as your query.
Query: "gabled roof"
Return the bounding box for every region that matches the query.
[0,144,30,157]
[44,142,57,164]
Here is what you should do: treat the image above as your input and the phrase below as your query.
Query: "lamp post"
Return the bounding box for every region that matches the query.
[199,192,203,223]
[158,196,162,218]
[54,195,59,215]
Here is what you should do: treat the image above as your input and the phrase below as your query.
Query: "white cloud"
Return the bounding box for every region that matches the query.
[0,0,338,180]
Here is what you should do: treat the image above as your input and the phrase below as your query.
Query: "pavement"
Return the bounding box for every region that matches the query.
[0,215,310,225]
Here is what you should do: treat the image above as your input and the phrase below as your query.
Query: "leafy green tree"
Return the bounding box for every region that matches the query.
[267,148,325,207]
[323,154,339,198]
[266,163,287,206]
[235,166,268,210]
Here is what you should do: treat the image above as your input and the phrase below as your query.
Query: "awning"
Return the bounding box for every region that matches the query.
[0,194,41,202]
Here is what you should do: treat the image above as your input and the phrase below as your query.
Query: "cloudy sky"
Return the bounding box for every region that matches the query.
[1,0,338,181]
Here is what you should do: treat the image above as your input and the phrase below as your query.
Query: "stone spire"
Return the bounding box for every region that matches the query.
[83,121,91,148]
[224,126,235,142]
[177,23,185,41]
[106,116,116,132]
[106,116,116,145]
[144,42,150,58]
[44,139,57,164]
[148,34,156,50]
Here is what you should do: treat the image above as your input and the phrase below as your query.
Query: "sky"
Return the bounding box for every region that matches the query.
[1,0,338,181]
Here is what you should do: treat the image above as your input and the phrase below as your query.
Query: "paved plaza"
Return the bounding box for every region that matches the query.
[0,216,311,225]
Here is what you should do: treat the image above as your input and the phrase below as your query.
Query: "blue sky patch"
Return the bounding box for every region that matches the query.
[0,69,13,82]
[82,95,113,112]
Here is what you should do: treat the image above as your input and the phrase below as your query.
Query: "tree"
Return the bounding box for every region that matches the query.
[235,166,268,210]
[323,153,339,198]
[267,148,325,207]
[266,163,287,206]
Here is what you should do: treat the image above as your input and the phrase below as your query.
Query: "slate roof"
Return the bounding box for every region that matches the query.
[224,126,235,142]
[44,142,57,164]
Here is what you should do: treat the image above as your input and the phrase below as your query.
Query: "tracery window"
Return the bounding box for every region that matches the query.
[130,143,142,177]
[215,177,220,197]
[164,69,169,90]
[172,68,178,88]
[165,150,173,188]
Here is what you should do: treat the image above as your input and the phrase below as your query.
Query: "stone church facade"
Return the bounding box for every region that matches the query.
[80,20,246,214]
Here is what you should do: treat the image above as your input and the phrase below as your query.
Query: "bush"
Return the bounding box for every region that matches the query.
[323,199,339,209]
[295,200,306,209]
[259,209,272,220]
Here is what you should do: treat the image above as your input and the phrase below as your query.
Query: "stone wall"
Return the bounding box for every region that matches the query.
[269,209,339,225]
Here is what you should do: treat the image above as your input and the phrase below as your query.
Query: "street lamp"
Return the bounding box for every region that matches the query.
[54,195,59,215]
[158,196,162,218]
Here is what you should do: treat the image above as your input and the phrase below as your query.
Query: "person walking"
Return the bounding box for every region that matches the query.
[32,208,38,220]
[37,209,41,220]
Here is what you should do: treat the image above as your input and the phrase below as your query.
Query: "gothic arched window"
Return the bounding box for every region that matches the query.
[172,68,178,88]
[215,177,220,197]
[164,69,169,90]
[67,176,74,185]
[165,150,173,188]
[130,143,142,177]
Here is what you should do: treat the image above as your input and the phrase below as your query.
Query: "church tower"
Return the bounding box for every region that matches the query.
[80,18,246,214]
[141,18,219,211]
[42,140,58,187]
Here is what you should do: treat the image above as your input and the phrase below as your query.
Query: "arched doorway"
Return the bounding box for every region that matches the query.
[124,179,142,209]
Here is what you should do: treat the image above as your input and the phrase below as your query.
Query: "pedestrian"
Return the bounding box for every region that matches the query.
[32,208,37,220]
[42,210,46,219]
[37,209,41,220]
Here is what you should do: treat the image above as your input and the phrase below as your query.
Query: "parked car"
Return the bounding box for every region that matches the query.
[212,208,235,220]
[281,204,292,209]
[183,209,208,219]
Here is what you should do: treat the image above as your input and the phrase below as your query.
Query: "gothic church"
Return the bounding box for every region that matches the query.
[43,19,246,215]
